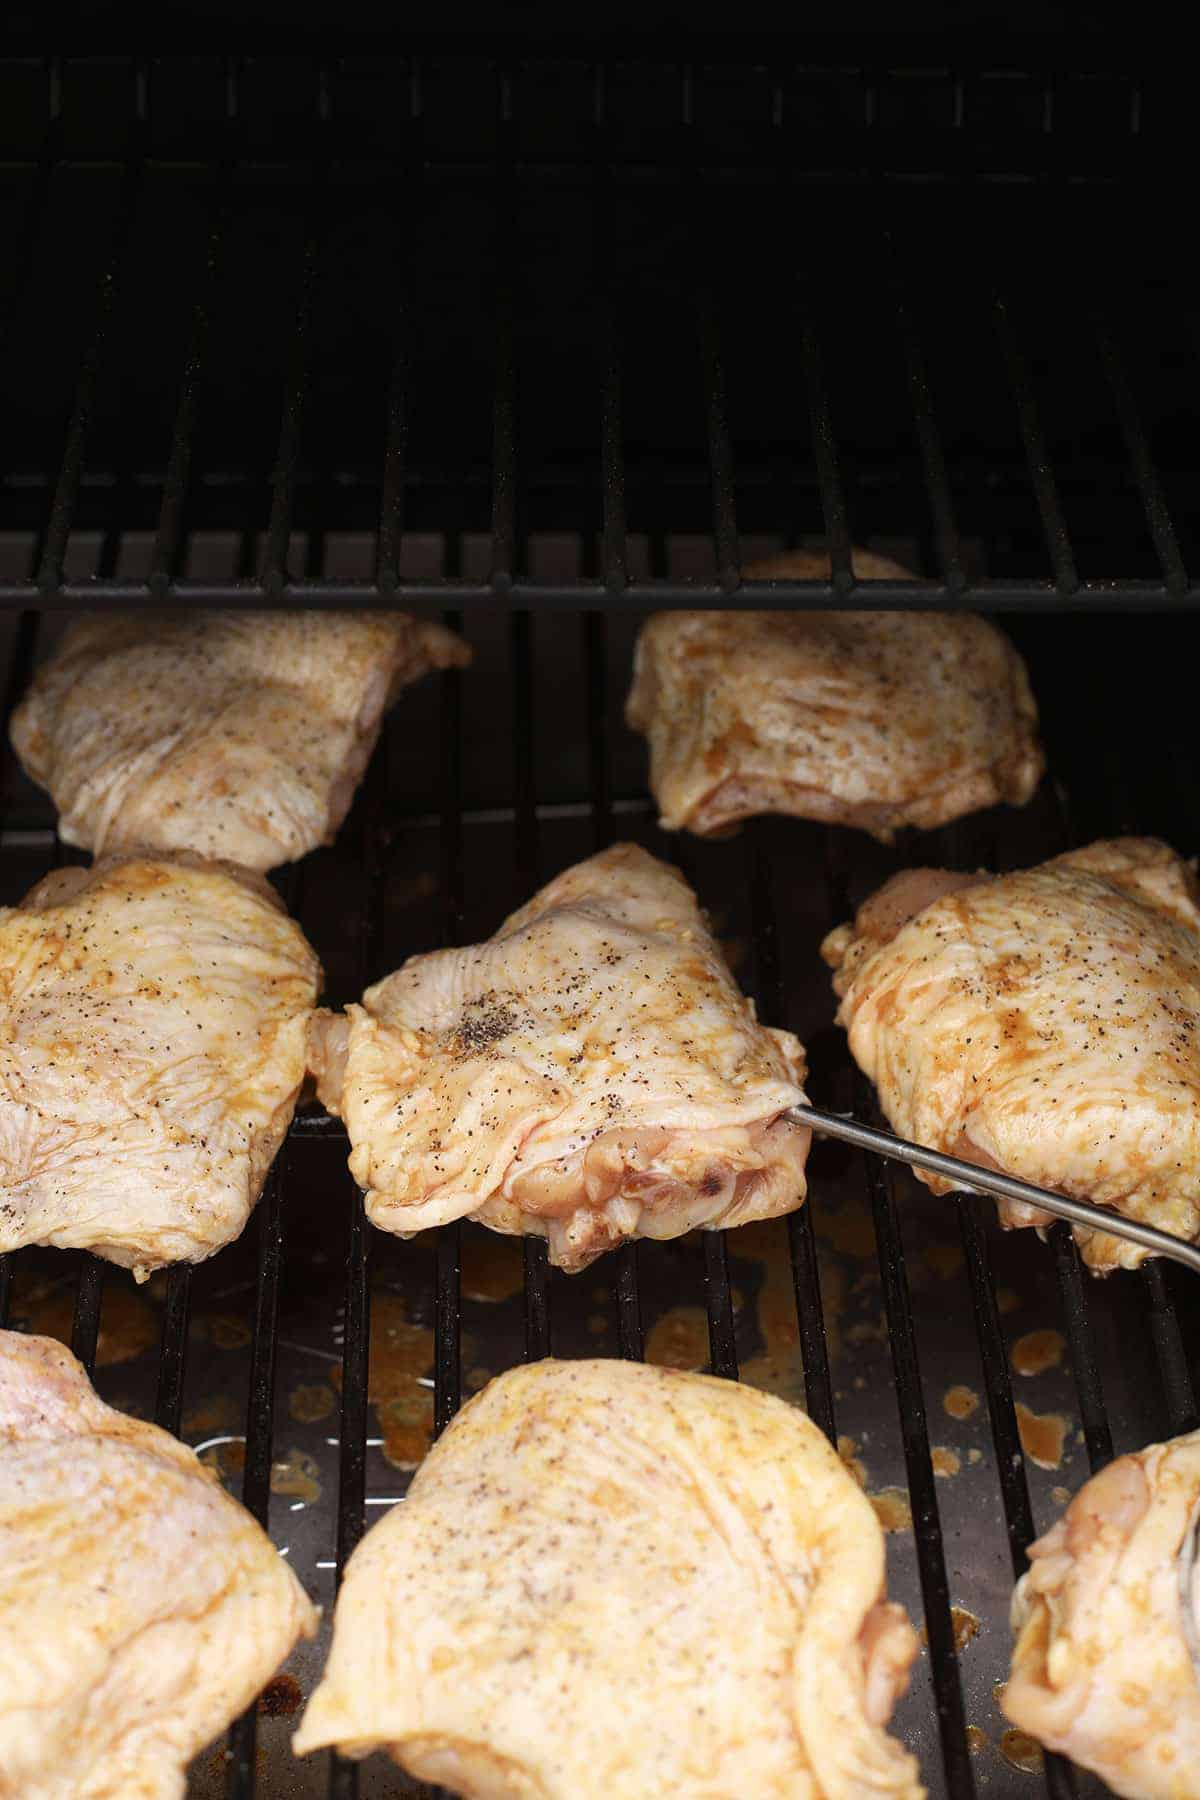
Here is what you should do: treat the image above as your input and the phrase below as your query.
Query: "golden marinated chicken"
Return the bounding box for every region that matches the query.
[1004,1430,1200,1799]
[0,853,320,1278]
[9,610,469,870]
[0,1330,316,1800]
[626,549,1043,840]
[295,1358,923,1800]
[310,843,809,1271]
[823,837,1200,1270]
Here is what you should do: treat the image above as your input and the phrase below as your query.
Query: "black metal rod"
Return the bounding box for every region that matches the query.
[70,1256,105,1375]
[151,173,231,589]
[956,1200,1039,1575]
[797,308,855,592]
[866,1148,976,1799]
[375,323,409,592]
[584,612,613,852]
[1049,1223,1113,1474]
[746,829,836,1438]
[703,1230,739,1379]
[434,1223,463,1433]
[800,1104,1200,1277]
[335,1187,371,1580]
[0,1258,12,1331]
[261,228,321,592]
[329,1180,370,1800]
[887,251,966,595]
[614,1242,644,1361]
[154,1265,193,1436]
[600,312,628,593]
[1141,1260,1200,1435]
[226,1156,287,1800]
[697,291,740,592]
[36,130,146,595]
[512,610,539,896]
[7,576,1200,613]
[1094,314,1188,597]
[958,1200,1077,1800]
[993,294,1079,596]
[523,1238,552,1361]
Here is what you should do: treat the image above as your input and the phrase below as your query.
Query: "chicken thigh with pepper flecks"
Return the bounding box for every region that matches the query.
[1004,1429,1200,1799]
[0,852,320,1278]
[310,843,809,1271]
[822,837,1200,1270]
[10,610,469,870]
[295,1357,923,1800]
[626,549,1043,840]
[0,1330,317,1800]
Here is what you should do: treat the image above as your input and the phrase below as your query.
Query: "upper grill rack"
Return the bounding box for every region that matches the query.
[0,47,1195,612]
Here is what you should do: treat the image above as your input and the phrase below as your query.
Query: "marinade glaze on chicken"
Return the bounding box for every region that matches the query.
[1004,1429,1200,1799]
[10,610,469,871]
[627,549,1043,841]
[823,837,1200,1270]
[0,853,320,1277]
[296,1358,923,1800]
[311,843,810,1270]
[0,1331,316,1800]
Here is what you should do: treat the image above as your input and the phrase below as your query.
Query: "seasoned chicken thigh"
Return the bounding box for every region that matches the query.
[295,1358,923,1800]
[823,838,1200,1270]
[1004,1430,1200,1799]
[0,853,320,1277]
[0,1331,316,1800]
[311,843,809,1271]
[626,549,1042,840]
[10,610,469,870]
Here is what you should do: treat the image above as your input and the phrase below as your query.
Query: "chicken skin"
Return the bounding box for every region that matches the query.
[0,1330,316,1800]
[9,610,469,870]
[0,853,320,1277]
[626,549,1042,840]
[822,838,1200,1270]
[1004,1431,1200,1799]
[311,843,809,1272]
[295,1358,923,1800]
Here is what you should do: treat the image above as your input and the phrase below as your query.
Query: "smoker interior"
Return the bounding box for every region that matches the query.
[2,42,1200,1800]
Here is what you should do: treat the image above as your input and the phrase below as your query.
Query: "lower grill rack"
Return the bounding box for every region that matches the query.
[1,600,1198,1800]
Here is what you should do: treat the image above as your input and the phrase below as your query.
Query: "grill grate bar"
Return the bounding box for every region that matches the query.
[0,608,40,1327]
[226,1153,288,1799]
[957,1204,1077,1800]
[1142,1261,1200,1436]
[1049,1224,1113,1474]
[866,1140,976,1798]
[702,1231,739,1379]
[993,294,1079,596]
[1093,314,1187,597]
[151,170,231,587]
[35,121,146,594]
[329,1188,370,1795]
[797,309,855,593]
[262,204,323,591]
[746,830,837,1442]
[887,249,966,595]
[697,291,741,591]
[432,613,465,1431]
[69,1255,105,1375]
[154,1265,193,1437]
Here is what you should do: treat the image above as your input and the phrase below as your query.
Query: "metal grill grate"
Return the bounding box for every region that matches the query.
[1,40,1199,1800]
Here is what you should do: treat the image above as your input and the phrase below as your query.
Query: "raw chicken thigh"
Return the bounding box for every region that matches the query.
[1004,1430,1200,1799]
[311,843,809,1271]
[626,548,1042,840]
[823,838,1200,1270]
[10,610,469,870]
[0,1330,316,1800]
[295,1357,923,1800]
[0,852,320,1277]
